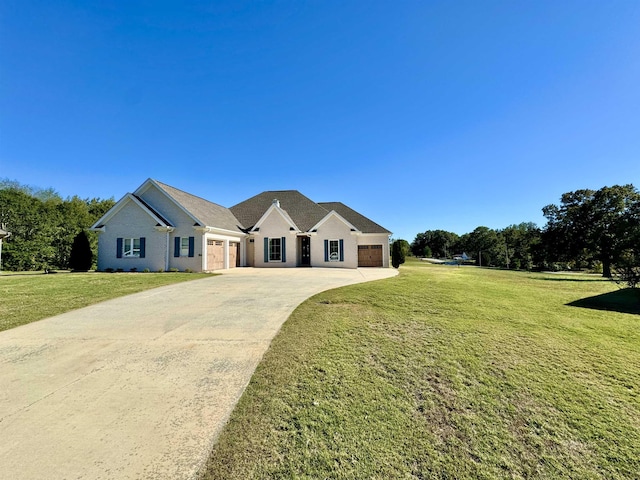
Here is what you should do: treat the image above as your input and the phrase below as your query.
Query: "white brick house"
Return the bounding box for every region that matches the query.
[91,179,391,272]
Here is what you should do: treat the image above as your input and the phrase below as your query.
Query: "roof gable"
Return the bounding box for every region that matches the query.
[318,202,391,234]
[253,202,300,232]
[90,193,171,230]
[309,210,359,233]
[230,190,328,232]
[137,179,244,232]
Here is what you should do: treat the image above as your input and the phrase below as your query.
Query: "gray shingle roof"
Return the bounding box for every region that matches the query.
[132,194,172,226]
[319,202,391,234]
[154,180,244,232]
[230,190,329,232]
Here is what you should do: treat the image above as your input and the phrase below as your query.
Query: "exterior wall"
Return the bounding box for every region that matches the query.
[142,186,249,271]
[168,230,203,271]
[310,216,358,269]
[252,210,297,268]
[246,238,255,267]
[357,234,391,268]
[138,185,205,271]
[96,203,167,272]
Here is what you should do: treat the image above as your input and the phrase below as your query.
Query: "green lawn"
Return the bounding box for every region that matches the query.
[0,271,212,332]
[204,259,640,479]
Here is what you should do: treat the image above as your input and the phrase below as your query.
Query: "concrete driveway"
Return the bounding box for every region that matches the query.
[0,267,397,480]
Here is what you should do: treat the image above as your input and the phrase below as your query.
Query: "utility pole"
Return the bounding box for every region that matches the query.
[505,243,509,269]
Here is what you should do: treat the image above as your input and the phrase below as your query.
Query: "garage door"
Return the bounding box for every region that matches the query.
[358,244,383,267]
[207,240,224,270]
[229,242,239,268]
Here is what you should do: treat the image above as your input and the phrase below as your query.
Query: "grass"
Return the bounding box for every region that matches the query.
[203,259,640,479]
[0,271,212,332]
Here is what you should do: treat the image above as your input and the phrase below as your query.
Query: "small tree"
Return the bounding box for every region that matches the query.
[613,250,640,288]
[392,240,407,269]
[68,231,93,271]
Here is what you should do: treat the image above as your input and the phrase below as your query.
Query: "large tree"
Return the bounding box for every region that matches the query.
[542,184,640,277]
[411,229,459,258]
[0,179,115,271]
[459,226,500,266]
[499,222,541,270]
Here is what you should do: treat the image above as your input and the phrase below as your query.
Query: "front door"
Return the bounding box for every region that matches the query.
[300,236,311,266]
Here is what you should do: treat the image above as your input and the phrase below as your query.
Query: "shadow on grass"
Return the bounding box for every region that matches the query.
[567,288,640,315]
[538,277,607,282]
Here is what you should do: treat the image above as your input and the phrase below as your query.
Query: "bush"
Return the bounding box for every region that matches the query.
[68,231,93,271]
[116,268,124,273]
[391,240,406,269]
[130,267,137,273]
[104,268,114,273]
[185,268,193,273]
[168,267,179,272]
[143,268,150,273]
[613,251,640,288]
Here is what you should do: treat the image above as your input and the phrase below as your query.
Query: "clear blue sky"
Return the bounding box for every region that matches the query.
[2,1,639,241]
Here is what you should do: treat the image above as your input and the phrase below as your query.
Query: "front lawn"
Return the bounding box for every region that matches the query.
[204,260,640,479]
[0,272,212,332]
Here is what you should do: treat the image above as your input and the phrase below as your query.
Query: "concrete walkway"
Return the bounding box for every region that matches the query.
[0,267,397,480]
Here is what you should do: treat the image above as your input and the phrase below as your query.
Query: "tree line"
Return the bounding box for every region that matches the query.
[407,184,640,283]
[0,179,115,271]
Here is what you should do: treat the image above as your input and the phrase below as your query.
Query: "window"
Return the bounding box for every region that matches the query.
[269,238,281,261]
[324,239,344,262]
[123,238,141,257]
[174,236,194,258]
[181,237,190,256]
[329,240,340,261]
[117,237,145,258]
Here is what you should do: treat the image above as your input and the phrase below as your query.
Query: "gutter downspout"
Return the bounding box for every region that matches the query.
[166,231,170,272]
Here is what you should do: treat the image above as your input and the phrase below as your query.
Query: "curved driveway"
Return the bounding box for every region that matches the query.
[0,267,397,480]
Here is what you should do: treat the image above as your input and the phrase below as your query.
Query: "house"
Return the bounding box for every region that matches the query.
[91,179,391,272]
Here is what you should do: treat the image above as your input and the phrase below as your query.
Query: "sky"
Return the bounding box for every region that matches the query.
[1,1,640,242]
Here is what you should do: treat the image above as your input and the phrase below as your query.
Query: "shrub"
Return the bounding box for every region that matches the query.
[104,268,114,273]
[156,268,164,273]
[391,240,406,269]
[168,267,179,272]
[613,250,640,288]
[130,267,137,273]
[68,231,93,271]
[185,268,193,273]
[116,268,124,273]
[143,268,150,273]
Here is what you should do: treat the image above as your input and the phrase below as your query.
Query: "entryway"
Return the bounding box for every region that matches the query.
[299,236,311,266]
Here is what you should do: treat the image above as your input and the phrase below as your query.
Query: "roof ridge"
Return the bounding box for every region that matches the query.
[132,194,173,226]
[154,179,229,210]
